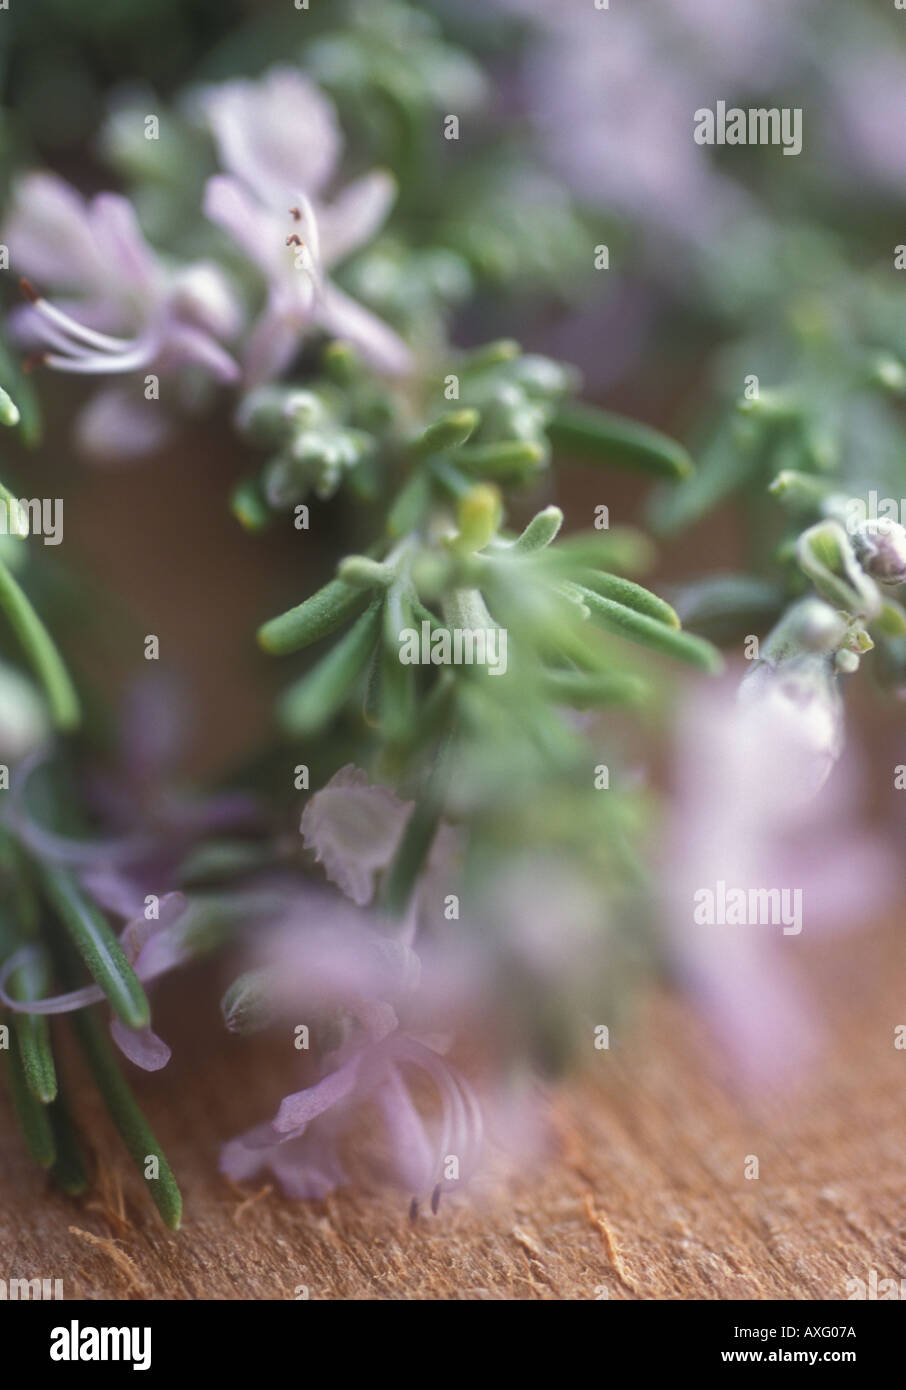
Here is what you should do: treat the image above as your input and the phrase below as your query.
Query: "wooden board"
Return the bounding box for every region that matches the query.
[2,923,905,1300]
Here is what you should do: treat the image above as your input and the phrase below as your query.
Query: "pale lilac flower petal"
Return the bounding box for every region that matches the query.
[199,67,341,206]
[241,291,308,387]
[203,175,285,278]
[77,868,147,921]
[221,1125,346,1200]
[273,1051,364,1136]
[158,321,240,382]
[88,192,160,295]
[110,1019,172,1072]
[374,1064,438,1195]
[121,892,190,981]
[300,765,413,906]
[75,385,174,462]
[392,1036,484,1191]
[4,173,108,290]
[317,281,413,377]
[268,1133,347,1200]
[665,674,896,1090]
[318,171,397,268]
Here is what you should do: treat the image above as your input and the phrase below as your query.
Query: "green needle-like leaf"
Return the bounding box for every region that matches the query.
[386,469,432,538]
[577,569,680,628]
[380,584,416,746]
[0,477,29,537]
[456,439,546,480]
[550,403,693,480]
[258,578,367,655]
[511,506,563,553]
[575,585,724,672]
[409,409,479,457]
[69,1004,182,1230]
[5,1029,56,1168]
[7,947,57,1103]
[538,527,655,576]
[278,599,382,734]
[540,669,650,708]
[0,559,80,729]
[39,866,150,1031]
[49,1084,89,1195]
[381,796,442,918]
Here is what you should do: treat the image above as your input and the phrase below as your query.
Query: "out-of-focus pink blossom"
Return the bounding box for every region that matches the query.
[300,763,459,939]
[663,671,895,1090]
[3,173,242,461]
[220,890,484,1206]
[198,67,412,383]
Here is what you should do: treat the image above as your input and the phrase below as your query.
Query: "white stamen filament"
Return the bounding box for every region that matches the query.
[31,295,135,353]
[392,1037,483,1192]
[45,341,156,374]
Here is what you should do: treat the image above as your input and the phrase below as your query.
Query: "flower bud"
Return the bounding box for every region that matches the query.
[221,968,276,1035]
[851,518,906,587]
[456,483,501,552]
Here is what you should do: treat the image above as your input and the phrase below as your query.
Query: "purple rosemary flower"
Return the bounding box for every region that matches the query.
[198,66,412,384]
[222,1029,484,1209]
[3,173,241,460]
[663,674,894,1090]
[219,871,483,1206]
[300,763,459,938]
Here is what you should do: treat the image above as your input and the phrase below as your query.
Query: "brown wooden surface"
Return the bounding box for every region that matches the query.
[2,921,905,1301]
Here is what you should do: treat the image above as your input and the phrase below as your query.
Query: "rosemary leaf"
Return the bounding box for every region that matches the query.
[4,1029,56,1168]
[69,1005,182,1230]
[258,577,366,655]
[0,559,80,730]
[38,865,150,1031]
[550,403,693,480]
[278,599,382,734]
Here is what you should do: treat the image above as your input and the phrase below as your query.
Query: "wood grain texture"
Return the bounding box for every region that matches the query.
[2,922,905,1301]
